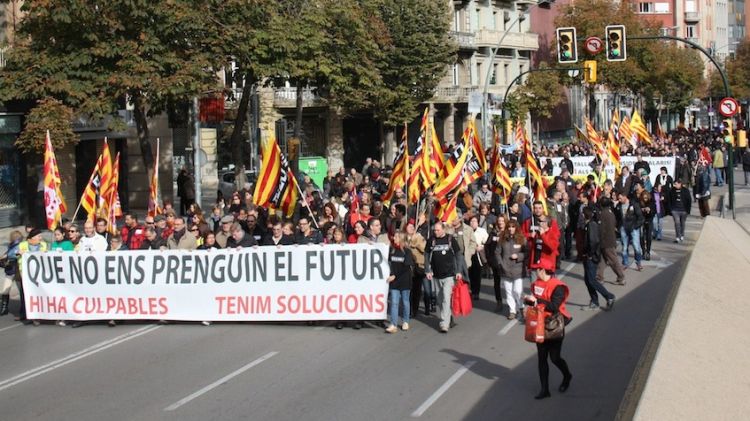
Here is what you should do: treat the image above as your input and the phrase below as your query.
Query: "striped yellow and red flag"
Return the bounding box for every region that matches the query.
[382,124,409,205]
[269,153,299,218]
[522,123,547,213]
[424,115,447,186]
[147,139,162,217]
[42,130,66,230]
[417,107,432,190]
[97,139,113,219]
[656,119,667,140]
[514,120,525,149]
[81,157,101,221]
[630,110,652,145]
[107,152,123,233]
[585,117,605,159]
[607,110,622,173]
[253,135,282,208]
[434,128,471,209]
[619,115,636,148]
[490,125,512,202]
[465,119,487,186]
[407,131,424,205]
[435,189,460,223]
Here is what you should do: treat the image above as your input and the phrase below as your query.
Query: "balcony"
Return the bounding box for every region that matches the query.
[273,87,326,108]
[449,31,477,50]
[432,86,474,103]
[686,37,700,45]
[685,12,700,23]
[475,29,539,51]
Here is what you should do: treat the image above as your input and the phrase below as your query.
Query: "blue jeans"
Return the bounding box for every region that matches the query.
[584,259,614,305]
[653,214,663,240]
[714,168,724,186]
[620,226,643,266]
[389,289,410,326]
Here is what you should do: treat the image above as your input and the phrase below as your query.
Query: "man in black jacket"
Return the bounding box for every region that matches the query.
[582,207,615,311]
[617,192,644,270]
[226,223,257,248]
[669,178,691,243]
[424,222,462,333]
[596,197,626,285]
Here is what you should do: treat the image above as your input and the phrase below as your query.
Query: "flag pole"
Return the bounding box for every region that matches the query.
[293,180,320,230]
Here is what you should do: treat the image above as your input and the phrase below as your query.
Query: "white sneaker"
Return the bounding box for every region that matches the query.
[56,320,66,327]
[385,325,398,333]
[401,322,409,331]
[201,321,211,326]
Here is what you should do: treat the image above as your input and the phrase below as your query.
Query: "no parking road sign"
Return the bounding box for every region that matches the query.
[719,97,739,117]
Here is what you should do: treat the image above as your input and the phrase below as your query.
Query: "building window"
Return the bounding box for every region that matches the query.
[685,0,696,13]
[452,63,459,86]
[490,64,498,85]
[654,2,669,13]
[686,25,696,38]
[503,63,510,87]
[639,2,654,13]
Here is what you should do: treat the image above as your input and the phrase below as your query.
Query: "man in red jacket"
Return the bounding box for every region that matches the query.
[523,201,560,274]
[120,213,145,250]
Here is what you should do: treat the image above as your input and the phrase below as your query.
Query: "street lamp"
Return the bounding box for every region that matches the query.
[480,0,555,147]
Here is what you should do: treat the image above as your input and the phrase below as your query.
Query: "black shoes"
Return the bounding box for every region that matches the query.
[534,390,551,400]
[559,375,572,393]
[0,296,8,315]
[335,322,344,329]
[606,297,616,311]
[352,322,363,330]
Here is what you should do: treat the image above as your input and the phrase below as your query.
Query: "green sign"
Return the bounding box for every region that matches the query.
[299,156,327,190]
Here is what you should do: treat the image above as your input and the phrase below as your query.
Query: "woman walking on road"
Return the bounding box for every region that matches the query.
[497,220,526,320]
[525,265,573,400]
[386,233,414,333]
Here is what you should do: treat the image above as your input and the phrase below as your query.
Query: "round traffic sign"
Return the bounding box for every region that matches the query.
[719,97,739,117]
[584,37,604,54]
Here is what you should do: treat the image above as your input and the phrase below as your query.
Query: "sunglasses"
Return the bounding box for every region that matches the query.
[146,222,155,225]
[68,230,77,233]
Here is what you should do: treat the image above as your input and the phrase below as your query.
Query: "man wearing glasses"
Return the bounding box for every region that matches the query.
[215,215,234,248]
[167,217,197,250]
[295,217,322,245]
[262,222,294,246]
[95,217,112,243]
[67,225,81,248]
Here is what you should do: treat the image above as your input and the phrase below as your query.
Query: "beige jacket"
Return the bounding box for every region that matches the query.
[167,231,198,250]
[406,232,426,270]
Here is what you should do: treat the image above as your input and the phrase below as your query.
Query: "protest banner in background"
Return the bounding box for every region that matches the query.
[22,244,390,321]
[548,156,676,185]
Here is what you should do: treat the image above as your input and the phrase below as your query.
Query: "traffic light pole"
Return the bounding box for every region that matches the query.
[629,35,734,218]
[499,66,584,146]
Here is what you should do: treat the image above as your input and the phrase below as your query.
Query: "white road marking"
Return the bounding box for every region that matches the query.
[498,319,518,336]
[0,325,160,392]
[313,322,331,331]
[558,262,576,280]
[411,360,477,418]
[164,351,279,411]
[0,323,21,333]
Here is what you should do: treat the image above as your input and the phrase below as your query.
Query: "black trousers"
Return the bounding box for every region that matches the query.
[469,255,482,296]
[536,338,571,393]
[16,279,26,319]
[410,272,425,315]
[641,218,653,255]
[492,269,503,304]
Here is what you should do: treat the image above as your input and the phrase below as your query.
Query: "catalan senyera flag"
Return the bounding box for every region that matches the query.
[407,131,424,205]
[417,107,431,190]
[81,157,102,221]
[522,124,547,213]
[465,119,487,186]
[607,110,622,173]
[630,110,652,145]
[514,120,525,149]
[436,189,460,223]
[490,125,512,203]
[107,152,123,233]
[147,138,162,217]
[42,130,66,230]
[656,119,667,140]
[97,139,113,219]
[619,115,636,148]
[254,135,282,208]
[269,153,299,218]
[434,129,471,212]
[574,124,588,143]
[382,124,409,205]
[424,116,447,187]
[585,117,605,159]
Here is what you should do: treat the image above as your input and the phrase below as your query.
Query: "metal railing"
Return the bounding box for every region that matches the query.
[433,86,475,101]
[449,31,476,49]
[685,12,700,22]
[273,87,324,107]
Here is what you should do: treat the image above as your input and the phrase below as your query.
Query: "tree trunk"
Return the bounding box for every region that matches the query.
[230,74,254,190]
[133,93,153,171]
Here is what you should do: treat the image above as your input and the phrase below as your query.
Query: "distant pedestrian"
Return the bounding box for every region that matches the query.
[669,179,691,243]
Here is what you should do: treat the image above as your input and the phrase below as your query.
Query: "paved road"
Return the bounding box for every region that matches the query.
[0,213,704,421]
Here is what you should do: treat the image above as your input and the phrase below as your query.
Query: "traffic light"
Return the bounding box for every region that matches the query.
[556,27,578,63]
[583,60,597,83]
[605,25,627,61]
[723,119,735,145]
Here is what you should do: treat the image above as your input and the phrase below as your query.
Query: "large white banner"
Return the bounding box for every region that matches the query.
[21,244,390,321]
[549,156,676,185]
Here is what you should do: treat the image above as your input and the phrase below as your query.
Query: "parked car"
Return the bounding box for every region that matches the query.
[218,170,256,200]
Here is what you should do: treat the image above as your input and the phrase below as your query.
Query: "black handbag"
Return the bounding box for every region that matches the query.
[544,313,565,340]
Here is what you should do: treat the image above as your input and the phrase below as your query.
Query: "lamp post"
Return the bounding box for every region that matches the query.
[480,0,555,148]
